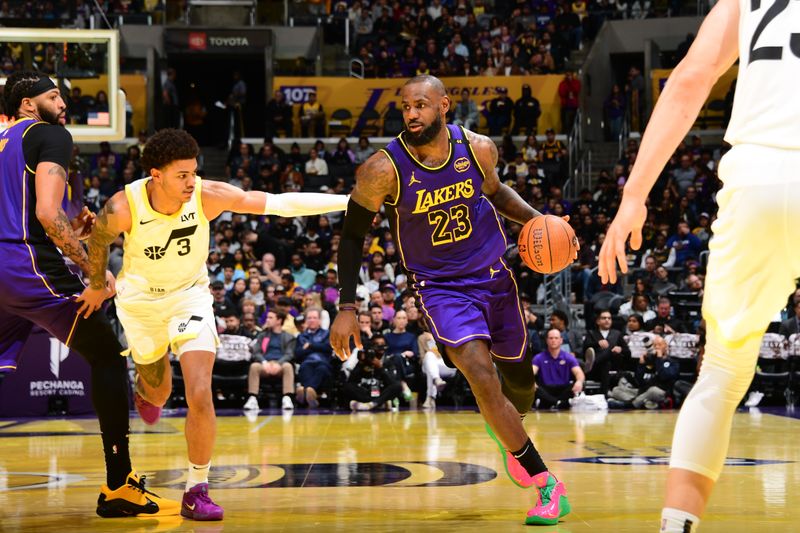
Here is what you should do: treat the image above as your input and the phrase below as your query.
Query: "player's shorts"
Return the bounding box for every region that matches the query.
[704,144,800,343]
[115,279,219,365]
[413,257,528,363]
[0,242,86,371]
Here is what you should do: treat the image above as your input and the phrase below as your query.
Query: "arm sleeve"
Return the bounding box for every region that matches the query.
[265,192,349,217]
[339,198,378,302]
[23,124,73,171]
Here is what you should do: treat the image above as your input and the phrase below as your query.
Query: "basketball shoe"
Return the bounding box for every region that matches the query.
[134,390,163,425]
[485,424,571,525]
[96,471,180,517]
[181,483,224,521]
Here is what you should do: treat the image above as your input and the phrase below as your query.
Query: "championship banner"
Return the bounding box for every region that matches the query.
[0,328,94,417]
[274,75,564,136]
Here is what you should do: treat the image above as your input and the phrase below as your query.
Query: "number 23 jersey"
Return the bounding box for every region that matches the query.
[725,0,800,149]
[384,124,507,281]
[118,176,210,297]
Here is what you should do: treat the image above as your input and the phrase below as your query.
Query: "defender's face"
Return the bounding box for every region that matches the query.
[153,159,197,203]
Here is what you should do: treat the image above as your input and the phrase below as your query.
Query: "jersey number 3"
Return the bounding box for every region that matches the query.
[749,0,800,64]
[427,204,473,246]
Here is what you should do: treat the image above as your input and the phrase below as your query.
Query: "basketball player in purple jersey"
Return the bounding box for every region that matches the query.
[0,71,179,516]
[330,75,572,525]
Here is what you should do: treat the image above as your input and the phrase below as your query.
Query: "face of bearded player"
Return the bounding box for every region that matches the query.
[29,88,67,126]
[400,81,450,147]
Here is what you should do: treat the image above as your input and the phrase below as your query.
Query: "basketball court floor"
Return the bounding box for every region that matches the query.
[1,408,799,532]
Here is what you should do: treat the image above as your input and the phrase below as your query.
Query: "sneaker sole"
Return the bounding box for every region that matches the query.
[485,423,530,489]
[97,496,179,518]
[181,508,224,521]
[524,495,571,526]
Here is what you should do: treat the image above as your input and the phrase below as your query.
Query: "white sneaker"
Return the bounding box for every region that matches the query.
[281,395,294,410]
[433,378,446,392]
[349,400,373,411]
[745,391,764,407]
[243,396,260,410]
[421,396,436,410]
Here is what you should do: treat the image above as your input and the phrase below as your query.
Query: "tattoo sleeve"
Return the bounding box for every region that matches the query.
[86,200,120,289]
[42,207,92,274]
[136,358,167,390]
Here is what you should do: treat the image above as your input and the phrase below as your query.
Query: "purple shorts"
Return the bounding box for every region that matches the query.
[413,258,528,363]
[0,243,84,372]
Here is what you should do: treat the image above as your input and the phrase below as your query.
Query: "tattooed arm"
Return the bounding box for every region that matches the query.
[76,191,132,317]
[34,162,92,273]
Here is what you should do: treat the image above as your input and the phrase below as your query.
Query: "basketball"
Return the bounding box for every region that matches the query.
[518,215,578,274]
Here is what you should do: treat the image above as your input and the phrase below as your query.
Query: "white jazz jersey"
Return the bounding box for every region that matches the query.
[118,176,210,296]
[724,0,800,149]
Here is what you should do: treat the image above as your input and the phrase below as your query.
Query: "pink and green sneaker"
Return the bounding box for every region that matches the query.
[525,471,570,525]
[485,424,571,525]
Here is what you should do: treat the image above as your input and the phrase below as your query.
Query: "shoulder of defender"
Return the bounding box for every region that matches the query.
[357,150,398,190]
[106,190,132,221]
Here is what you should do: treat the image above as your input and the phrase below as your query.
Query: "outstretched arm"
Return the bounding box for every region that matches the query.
[201,180,349,220]
[467,130,540,225]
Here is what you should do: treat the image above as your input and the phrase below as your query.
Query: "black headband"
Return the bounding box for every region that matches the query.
[24,77,57,99]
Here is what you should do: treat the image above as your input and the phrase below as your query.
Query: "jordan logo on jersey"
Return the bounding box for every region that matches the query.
[144,225,198,260]
[409,172,421,186]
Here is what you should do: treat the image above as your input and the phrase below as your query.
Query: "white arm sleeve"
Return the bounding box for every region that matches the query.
[264,192,349,217]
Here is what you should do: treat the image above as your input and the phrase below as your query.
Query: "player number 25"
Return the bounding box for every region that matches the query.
[749,0,800,64]
[427,204,472,246]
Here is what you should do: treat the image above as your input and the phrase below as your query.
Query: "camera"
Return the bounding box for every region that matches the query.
[644,349,658,366]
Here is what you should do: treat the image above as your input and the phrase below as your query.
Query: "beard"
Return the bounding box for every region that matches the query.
[38,106,63,126]
[404,114,443,147]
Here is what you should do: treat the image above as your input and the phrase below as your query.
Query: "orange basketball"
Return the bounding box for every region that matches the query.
[518,215,578,274]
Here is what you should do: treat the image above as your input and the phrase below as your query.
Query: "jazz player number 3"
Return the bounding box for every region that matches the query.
[78,128,349,521]
[599,0,800,531]
[330,75,574,526]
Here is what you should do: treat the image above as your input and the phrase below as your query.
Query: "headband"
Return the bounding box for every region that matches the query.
[23,77,57,99]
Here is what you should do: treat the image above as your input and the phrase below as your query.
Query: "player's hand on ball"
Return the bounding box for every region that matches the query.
[599,196,647,284]
[71,206,96,241]
[330,310,362,361]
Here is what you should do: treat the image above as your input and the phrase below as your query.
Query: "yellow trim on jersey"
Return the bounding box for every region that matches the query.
[460,125,487,180]
[123,183,138,240]
[393,204,408,271]
[0,365,17,370]
[194,176,209,224]
[65,310,81,347]
[483,194,509,249]
[498,257,528,360]
[170,332,199,352]
[140,177,182,221]
[397,126,453,171]
[379,149,401,207]
[124,343,170,363]
[21,120,46,174]
[21,169,66,300]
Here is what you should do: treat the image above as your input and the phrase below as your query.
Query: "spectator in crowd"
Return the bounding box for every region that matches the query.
[533,329,586,409]
[538,128,567,183]
[452,88,479,131]
[384,309,418,400]
[294,308,333,408]
[290,253,318,289]
[645,297,686,333]
[671,153,697,194]
[211,280,236,317]
[300,92,325,138]
[304,148,329,187]
[344,338,403,411]
[631,336,679,409]
[513,83,541,135]
[420,331,455,410]
[558,71,581,133]
[640,233,676,268]
[604,84,626,140]
[275,296,299,335]
[265,90,293,138]
[357,311,374,345]
[487,87,513,135]
[354,136,376,164]
[626,314,645,335]
[244,309,297,411]
[582,308,631,394]
[779,300,800,337]
[368,303,390,333]
[162,67,180,129]
[619,293,656,322]
[548,309,582,356]
[240,312,262,339]
[667,221,702,267]
[652,266,678,297]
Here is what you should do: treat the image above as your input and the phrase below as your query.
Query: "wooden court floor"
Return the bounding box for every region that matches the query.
[1,408,800,532]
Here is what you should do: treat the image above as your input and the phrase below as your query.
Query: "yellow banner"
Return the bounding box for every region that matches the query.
[651,66,738,128]
[274,75,564,136]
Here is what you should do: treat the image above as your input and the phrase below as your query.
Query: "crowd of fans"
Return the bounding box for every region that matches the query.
[76,119,790,414]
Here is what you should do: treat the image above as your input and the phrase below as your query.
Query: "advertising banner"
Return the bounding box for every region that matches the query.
[0,328,94,417]
[274,75,564,136]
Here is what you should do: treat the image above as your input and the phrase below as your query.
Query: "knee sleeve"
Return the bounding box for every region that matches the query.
[669,328,760,481]
[495,359,536,415]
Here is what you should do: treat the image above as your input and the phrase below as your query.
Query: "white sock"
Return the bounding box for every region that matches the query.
[660,507,700,533]
[186,461,210,492]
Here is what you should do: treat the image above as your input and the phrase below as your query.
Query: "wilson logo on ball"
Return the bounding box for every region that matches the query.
[518,215,577,274]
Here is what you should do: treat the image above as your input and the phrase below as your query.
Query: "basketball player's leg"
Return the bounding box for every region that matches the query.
[135,355,173,407]
[179,349,216,467]
[662,179,799,531]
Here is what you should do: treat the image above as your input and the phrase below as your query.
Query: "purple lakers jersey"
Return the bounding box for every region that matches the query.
[0,118,68,244]
[384,125,507,280]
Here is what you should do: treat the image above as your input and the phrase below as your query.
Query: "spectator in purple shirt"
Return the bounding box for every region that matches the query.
[532,329,586,409]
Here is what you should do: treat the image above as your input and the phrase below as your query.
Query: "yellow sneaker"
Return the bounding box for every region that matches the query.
[96,471,181,518]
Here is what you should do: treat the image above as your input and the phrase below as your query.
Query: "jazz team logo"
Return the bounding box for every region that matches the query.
[454,157,470,173]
